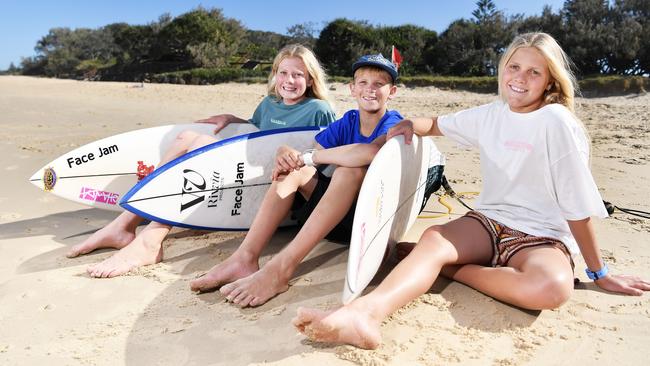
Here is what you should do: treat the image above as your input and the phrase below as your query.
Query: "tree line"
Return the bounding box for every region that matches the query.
[5,0,649,81]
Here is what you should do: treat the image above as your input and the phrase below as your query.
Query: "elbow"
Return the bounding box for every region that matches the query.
[364,144,381,164]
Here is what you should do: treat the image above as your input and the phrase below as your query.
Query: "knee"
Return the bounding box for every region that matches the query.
[519,273,573,310]
[188,135,216,151]
[175,131,215,151]
[417,226,454,257]
[332,166,366,185]
[176,130,200,143]
[277,167,314,190]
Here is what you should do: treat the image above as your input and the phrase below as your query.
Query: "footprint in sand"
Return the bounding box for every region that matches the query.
[0,212,22,221]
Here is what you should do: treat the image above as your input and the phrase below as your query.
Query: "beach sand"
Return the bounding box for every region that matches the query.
[0,75,648,365]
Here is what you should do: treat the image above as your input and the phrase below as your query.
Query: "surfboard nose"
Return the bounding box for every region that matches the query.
[29,168,43,189]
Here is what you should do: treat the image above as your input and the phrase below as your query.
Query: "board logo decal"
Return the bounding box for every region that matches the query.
[66,144,119,168]
[231,162,245,216]
[43,167,57,191]
[79,187,119,205]
[180,169,206,212]
[137,161,155,181]
[207,171,223,208]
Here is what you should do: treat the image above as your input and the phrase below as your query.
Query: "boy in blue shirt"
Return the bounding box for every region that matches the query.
[191,54,403,307]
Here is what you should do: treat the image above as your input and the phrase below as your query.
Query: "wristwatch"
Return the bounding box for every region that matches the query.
[585,263,609,280]
[302,148,316,167]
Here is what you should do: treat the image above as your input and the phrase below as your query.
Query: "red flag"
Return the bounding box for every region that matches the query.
[391,46,403,70]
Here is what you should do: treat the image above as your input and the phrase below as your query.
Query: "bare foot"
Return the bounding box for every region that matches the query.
[86,232,163,278]
[292,305,382,349]
[67,212,142,258]
[67,225,135,258]
[190,253,259,292]
[218,261,290,307]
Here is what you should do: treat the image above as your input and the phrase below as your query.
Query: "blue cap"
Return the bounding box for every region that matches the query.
[352,54,398,82]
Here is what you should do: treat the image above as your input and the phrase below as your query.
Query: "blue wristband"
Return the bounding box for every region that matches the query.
[585,263,609,280]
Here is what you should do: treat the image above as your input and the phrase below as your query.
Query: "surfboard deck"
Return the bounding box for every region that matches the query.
[29,123,258,211]
[119,126,321,231]
[342,135,444,304]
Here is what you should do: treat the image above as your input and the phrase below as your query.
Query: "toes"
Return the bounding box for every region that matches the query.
[220,283,234,297]
[248,296,263,307]
[231,290,249,305]
[66,248,80,258]
[190,276,208,292]
[238,294,255,307]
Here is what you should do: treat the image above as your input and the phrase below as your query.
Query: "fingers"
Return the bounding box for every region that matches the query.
[403,130,414,145]
[598,274,650,296]
[276,152,303,172]
[387,120,415,144]
[213,122,226,135]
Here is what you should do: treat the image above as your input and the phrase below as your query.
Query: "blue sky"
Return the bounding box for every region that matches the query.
[0,0,567,70]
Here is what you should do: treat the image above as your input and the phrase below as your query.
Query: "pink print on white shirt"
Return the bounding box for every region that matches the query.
[504,140,533,152]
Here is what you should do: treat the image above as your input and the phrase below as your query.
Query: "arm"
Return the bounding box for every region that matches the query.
[386,117,443,144]
[310,135,385,168]
[271,135,386,181]
[569,218,649,295]
[196,114,250,134]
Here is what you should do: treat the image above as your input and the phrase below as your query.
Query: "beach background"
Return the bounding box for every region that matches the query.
[0,75,649,365]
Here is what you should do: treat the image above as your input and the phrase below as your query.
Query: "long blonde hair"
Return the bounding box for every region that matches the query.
[498,32,578,113]
[267,44,331,105]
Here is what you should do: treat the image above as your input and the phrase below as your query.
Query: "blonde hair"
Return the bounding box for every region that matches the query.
[498,32,578,113]
[267,44,331,105]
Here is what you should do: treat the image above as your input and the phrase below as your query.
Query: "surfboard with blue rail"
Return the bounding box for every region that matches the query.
[119,126,321,230]
[29,123,258,211]
[342,135,444,304]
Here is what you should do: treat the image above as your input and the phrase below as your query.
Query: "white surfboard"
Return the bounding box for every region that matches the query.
[29,123,259,211]
[119,126,321,231]
[342,135,445,304]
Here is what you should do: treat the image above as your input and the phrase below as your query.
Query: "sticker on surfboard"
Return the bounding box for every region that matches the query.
[29,123,259,211]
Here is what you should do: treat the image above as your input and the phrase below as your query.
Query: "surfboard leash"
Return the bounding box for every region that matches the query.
[441,176,473,211]
[417,175,478,219]
[603,200,650,219]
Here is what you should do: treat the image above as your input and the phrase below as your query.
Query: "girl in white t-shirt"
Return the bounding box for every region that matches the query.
[293,32,649,350]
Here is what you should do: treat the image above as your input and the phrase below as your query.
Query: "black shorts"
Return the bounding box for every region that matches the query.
[290,169,357,243]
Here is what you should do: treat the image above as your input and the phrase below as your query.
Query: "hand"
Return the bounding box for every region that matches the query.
[271,146,303,180]
[594,273,650,296]
[387,120,415,144]
[196,114,232,134]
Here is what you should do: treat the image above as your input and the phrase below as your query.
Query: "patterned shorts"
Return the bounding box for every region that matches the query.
[464,211,574,269]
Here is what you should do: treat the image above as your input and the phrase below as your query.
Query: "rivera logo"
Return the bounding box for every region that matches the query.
[180,169,206,212]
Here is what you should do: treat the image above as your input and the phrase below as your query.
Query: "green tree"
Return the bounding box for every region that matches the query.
[377,24,437,75]
[287,22,318,49]
[515,5,566,44]
[315,19,380,76]
[615,0,649,74]
[431,19,482,75]
[152,7,245,68]
[561,0,612,75]
[240,30,290,61]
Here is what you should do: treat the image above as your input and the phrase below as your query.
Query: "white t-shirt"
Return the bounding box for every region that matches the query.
[438,100,608,256]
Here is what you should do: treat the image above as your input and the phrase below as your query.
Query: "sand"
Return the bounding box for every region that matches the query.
[0,75,648,366]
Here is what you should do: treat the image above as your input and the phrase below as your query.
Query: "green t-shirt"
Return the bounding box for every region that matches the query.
[249,96,336,130]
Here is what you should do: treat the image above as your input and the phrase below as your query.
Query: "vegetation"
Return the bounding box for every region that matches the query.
[4,1,648,95]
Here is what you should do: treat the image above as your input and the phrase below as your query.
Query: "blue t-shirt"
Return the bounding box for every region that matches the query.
[249,96,336,130]
[315,109,403,148]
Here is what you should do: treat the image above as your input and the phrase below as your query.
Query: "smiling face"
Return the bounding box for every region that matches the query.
[350,68,396,114]
[274,57,312,105]
[500,47,552,113]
